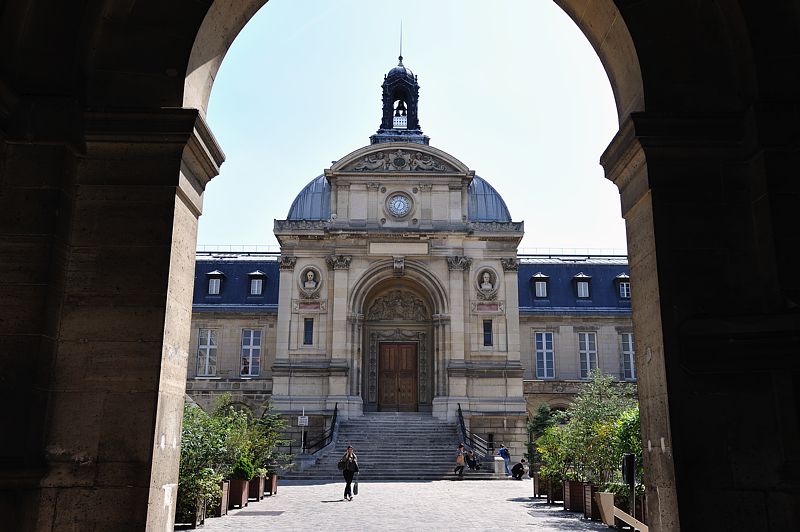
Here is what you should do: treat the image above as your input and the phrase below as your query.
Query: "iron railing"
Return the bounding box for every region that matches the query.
[302,403,338,454]
[457,403,491,459]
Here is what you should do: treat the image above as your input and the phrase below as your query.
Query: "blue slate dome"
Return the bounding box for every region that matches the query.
[468,175,512,222]
[286,174,331,220]
[286,173,511,222]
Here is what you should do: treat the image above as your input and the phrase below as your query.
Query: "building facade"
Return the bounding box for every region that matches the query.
[186,59,634,458]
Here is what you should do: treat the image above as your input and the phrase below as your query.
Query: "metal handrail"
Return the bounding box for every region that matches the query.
[457,403,490,458]
[302,403,338,454]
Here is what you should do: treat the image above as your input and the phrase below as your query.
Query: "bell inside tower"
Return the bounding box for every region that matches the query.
[393,99,408,129]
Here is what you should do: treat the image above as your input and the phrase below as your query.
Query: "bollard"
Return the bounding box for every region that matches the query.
[494,456,506,478]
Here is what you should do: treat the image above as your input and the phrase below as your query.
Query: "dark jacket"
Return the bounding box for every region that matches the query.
[339,452,359,473]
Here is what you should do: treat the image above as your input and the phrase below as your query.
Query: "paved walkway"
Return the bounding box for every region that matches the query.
[196,479,611,531]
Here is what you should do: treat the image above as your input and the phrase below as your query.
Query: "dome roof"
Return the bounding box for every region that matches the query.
[286,173,511,223]
[468,175,512,222]
[386,56,415,81]
[286,174,330,220]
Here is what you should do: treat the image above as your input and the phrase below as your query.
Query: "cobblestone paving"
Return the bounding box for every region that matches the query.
[196,479,611,531]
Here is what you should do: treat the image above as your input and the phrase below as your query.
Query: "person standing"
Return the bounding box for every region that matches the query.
[338,445,359,501]
[497,444,511,476]
[454,443,466,479]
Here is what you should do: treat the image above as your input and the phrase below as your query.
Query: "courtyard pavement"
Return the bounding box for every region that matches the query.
[195,478,611,531]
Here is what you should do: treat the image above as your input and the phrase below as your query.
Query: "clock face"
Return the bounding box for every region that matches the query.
[387,194,411,217]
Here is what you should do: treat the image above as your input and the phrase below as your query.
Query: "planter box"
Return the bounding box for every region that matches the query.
[209,480,229,517]
[546,479,563,504]
[532,474,545,498]
[582,483,601,520]
[228,479,249,509]
[563,480,585,512]
[249,475,265,501]
[175,498,205,530]
[265,473,278,495]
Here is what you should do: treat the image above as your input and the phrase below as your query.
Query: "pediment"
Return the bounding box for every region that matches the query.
[331,143,470,174]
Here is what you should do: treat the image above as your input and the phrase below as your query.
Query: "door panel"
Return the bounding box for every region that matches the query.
[378,343,418,411]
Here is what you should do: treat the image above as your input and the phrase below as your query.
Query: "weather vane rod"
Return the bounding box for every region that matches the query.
[399,21,403,64]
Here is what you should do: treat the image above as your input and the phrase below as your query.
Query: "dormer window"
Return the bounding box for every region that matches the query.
[615,273,631,299]
[205,270,225,295]
[573,272,591,299]
[248,270,267,296]
[531,272,549,298]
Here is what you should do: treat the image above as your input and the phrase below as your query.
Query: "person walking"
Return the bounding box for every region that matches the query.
[454,443,466,479]
[337,445,359,501]
[497,443,512,476]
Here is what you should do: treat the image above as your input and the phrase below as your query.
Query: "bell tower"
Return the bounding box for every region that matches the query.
[370,55,430,145]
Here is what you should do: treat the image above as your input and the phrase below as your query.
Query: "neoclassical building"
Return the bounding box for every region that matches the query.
[186,58,633,457]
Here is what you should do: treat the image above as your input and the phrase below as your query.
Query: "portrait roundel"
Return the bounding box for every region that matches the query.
[299,266,322,296]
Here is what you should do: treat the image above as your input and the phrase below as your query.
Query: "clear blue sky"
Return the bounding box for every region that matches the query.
[198,0,624,254]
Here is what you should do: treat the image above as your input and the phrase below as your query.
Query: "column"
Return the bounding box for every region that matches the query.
[0,107,223,531]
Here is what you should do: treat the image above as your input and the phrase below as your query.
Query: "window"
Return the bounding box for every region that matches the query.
[621,333,635,380]
[619,281,631,299]
[577,281,590,298]
[532,273,549,298]
[250,278,263,296]
[483,320,493,347]
[535,281,548,298]
[574,273,591,299]
[240,329,262,376]
[208,277,220,295]
[535,332,555,379]
[303,318,314,345]
[196,329,217,376]
[578,332,598,379]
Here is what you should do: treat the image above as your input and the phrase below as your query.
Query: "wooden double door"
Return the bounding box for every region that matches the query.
[378,343,418,411]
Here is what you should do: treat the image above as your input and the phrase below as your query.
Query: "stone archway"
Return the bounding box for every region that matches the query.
[3,1,798,531]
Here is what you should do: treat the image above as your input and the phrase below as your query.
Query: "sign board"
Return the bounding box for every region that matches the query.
[297,415,309,427]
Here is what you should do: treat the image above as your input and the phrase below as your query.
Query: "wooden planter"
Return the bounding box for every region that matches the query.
[228,479,249,509]
[563,480,585,512]
[174,498,205,530]
[265,472,278,495]
[532,474,544,498]
[248,475,265,501]
[546,479,563,504]
[582,483,601,520]
[209,480,229,517]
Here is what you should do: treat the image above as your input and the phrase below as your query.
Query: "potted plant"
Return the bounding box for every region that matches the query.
[266,467,279,496]
[249,467,267,501]
[228,456,255,509]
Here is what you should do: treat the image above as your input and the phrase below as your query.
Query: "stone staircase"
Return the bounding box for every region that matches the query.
[282,412,496,481]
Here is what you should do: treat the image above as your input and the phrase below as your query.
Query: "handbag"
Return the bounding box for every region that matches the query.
[337,459,345,471]
[353,473,359,495]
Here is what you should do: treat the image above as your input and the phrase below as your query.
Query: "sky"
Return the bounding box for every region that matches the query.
[198,0,624,255]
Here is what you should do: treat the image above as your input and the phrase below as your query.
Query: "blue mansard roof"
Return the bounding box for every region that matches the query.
[192,253,630,316]
[517,255,631,315]
[193,253,280,312]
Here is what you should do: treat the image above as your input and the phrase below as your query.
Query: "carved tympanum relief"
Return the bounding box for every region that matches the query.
[347,149,449,172]
[366,290,429,321]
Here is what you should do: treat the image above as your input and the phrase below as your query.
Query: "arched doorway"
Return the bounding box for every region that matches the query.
[362,283,434,412]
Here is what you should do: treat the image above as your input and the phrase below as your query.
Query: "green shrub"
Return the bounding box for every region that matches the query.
[232,456,255,480]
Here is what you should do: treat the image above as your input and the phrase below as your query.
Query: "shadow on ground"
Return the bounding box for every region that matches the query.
[507,497,611,531]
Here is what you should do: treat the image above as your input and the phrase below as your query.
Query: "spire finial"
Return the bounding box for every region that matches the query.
[398,21,403,65]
